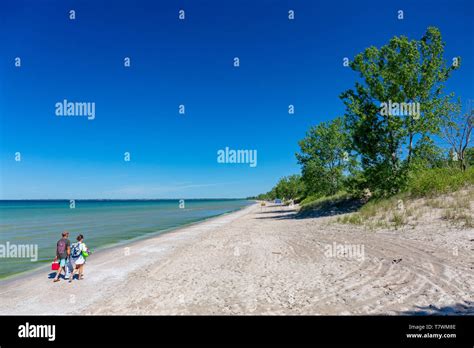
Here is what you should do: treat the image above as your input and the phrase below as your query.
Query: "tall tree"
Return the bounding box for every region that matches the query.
[273,175,304,200]
[296,117,351,196]
[340,27,459,196]
[441,101,474,171]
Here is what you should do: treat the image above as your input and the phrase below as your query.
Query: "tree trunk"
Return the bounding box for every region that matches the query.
[407,133,413,164]
[460,150,466,172]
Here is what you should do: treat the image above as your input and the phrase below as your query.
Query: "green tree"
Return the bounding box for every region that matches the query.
[441,101,473,171]
[273,175,304,200]
[340,27,459,196]
[410,136,445,169]
[466,147,474,167]
[256,175,304,201]
[296,117,352,196]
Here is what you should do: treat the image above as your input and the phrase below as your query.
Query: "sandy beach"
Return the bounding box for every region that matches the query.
[0,202,472,315]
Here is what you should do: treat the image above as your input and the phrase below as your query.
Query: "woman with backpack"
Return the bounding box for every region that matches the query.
[69,234,90,282]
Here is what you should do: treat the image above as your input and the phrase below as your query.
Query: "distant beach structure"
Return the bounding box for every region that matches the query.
[274,199,282,204]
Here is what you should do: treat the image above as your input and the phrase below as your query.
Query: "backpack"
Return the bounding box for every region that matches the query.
[57,239,67,256]
[71,242,82,258]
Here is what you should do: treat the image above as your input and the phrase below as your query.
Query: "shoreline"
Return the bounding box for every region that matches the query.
[0,201,255,283]
[0,203,258,315]
[0,202,472,315]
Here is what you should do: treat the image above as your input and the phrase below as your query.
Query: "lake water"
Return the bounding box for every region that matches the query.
[0,199,251,278]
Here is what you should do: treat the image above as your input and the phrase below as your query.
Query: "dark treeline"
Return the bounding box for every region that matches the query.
[255,27,473,203]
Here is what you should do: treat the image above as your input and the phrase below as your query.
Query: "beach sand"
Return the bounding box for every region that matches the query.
[0,203,472,315]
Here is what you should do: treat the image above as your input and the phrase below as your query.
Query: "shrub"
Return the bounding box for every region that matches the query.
[408,167,474,197]
[299,192,349,211]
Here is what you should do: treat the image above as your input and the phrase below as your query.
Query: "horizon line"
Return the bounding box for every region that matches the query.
[0,197,253,201]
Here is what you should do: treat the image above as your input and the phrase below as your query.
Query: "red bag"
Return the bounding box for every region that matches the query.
[51,261,60,271]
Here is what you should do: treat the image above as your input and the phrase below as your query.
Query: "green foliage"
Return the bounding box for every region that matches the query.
[408,167,474,197]
[255,27,471,209]
[296,117,353,197]
[299,193,324,206]
[340,27,459,196]
[337,214,364,225]
[299,192,351,212]
[466,148,474,167]
[257,174,304,201]
[440,103,474,171]
[274,175,305,200]
[390,212,407,229]
[409,136,446,170]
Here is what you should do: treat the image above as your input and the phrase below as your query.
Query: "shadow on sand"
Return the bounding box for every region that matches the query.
[48,272,82,281]
[398,301,474,315]
[256,197,365,220]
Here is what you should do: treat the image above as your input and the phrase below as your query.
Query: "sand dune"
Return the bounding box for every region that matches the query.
[0,203,472,315]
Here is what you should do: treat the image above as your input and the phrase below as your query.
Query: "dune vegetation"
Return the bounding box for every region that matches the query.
[254,27,473,228]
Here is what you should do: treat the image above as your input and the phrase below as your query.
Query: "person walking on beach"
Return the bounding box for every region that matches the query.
[53,231,71,282]
[69,234,90,282]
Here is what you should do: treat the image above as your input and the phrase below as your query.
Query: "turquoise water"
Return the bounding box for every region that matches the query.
[0,199,251,279]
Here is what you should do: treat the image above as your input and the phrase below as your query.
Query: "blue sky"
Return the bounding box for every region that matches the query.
[0,0,473,199]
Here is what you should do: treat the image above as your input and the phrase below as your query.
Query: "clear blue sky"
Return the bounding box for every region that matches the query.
[0,0,473,199]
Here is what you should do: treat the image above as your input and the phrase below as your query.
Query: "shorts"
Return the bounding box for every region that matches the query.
[73,256,85,266]
[59,258,67,267]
